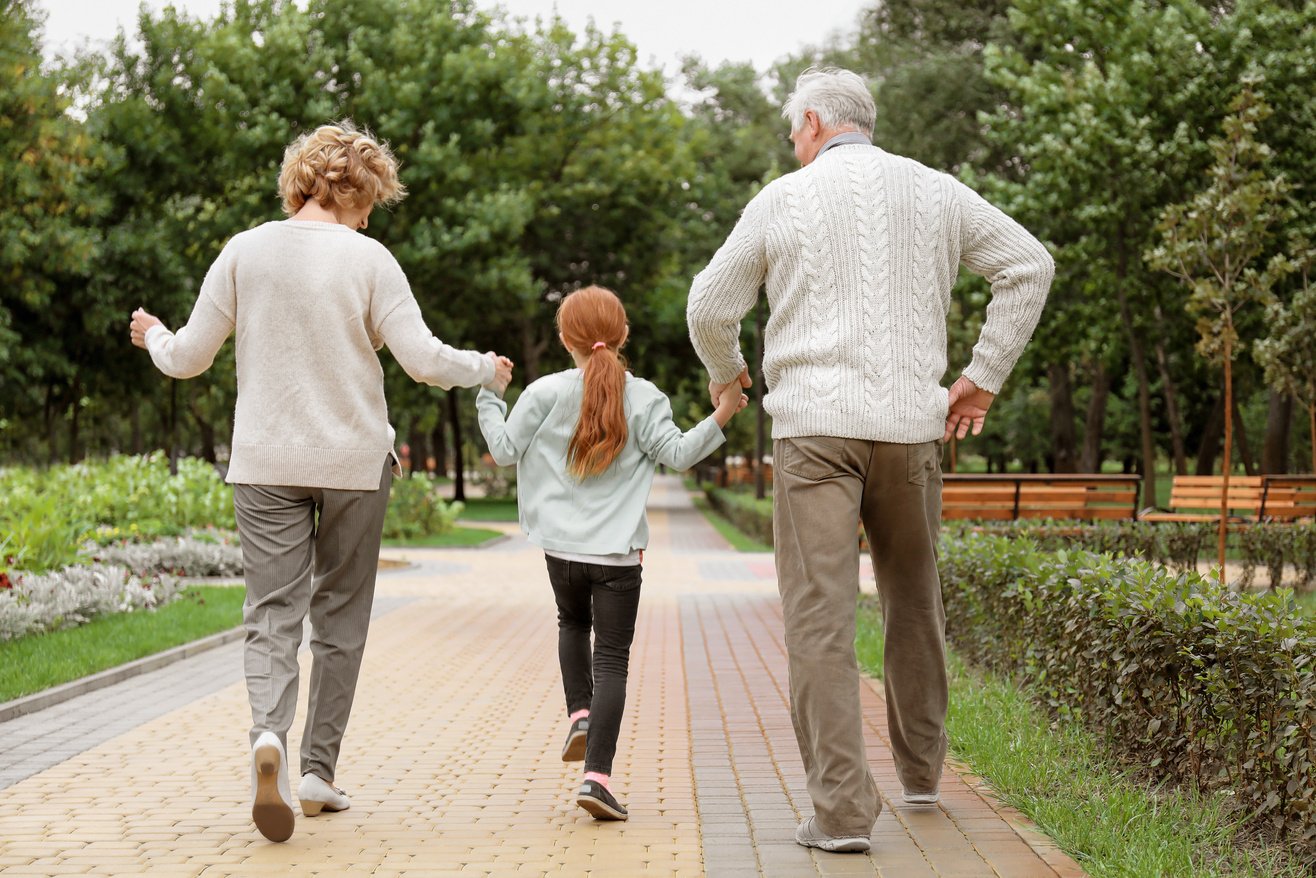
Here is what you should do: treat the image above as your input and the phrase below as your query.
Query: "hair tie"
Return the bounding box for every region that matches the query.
[591,341,607,351]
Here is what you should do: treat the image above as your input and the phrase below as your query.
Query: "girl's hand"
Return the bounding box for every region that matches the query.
[130,308,163,349]
[713,382,749,428]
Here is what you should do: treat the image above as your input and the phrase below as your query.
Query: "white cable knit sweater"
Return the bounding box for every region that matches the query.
[687,144,1054,443]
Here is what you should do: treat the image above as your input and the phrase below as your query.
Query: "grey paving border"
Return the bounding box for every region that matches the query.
[0,623,244,724]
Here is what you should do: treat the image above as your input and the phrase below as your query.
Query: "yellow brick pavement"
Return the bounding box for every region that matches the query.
[0,477,1084,877]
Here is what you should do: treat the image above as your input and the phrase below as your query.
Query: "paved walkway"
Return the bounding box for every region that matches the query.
[0,477,1083,877]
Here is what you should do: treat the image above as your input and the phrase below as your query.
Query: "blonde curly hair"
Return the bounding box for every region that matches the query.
[277,121,407,216]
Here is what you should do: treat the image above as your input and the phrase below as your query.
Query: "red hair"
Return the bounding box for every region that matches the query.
[557,286,629,478]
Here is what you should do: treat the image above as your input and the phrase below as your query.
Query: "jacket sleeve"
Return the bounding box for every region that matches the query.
[372,257,496,389]
[954,180,1055,394]
[632,387,726,472]
[476,384,552,467]
[145,245,238,379]
[687,187,773,384]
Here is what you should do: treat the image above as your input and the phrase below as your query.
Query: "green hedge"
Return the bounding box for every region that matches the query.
[954,519,1316,587]
[939,534,1316,859]
[703,486,773,546]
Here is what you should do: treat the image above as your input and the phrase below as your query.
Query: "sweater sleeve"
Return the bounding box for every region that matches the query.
[145,244,238,379]
[372,257,496,390]
[954,181,1055,394]
[632,387,726,472]
[476,384,552,467]
[687,187,772,385]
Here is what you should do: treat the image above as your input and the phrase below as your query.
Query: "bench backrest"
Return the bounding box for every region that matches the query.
[1165,475,1267,513]
[1261,477,1316,521]
[942,476,1140,521]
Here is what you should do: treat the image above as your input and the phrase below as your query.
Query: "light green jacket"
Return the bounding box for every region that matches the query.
[476,370,725,555]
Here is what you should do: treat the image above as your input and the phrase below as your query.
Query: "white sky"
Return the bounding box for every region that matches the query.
[38,0,868,77]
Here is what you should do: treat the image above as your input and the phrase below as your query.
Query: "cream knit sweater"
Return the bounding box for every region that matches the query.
[687,144,1054,443]
[145,220,495,490]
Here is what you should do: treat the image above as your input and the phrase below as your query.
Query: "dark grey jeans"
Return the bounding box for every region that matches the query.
[232,459,392,782]
[545,555,643,775]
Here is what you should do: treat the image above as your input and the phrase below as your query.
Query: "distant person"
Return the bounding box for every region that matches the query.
[687,68,1053,852]
[477,285,745,821]
[129,121,513,843]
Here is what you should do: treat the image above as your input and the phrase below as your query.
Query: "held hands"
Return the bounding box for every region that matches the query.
[486,352,515,395]
[708,366,752,409]
[129,308,163,349]
[712,379,750,429]
[943,375,995,442]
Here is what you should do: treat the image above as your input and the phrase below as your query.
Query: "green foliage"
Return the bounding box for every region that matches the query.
[701,485,773,547]
[939,533,1316,857]
[381,473,462,540]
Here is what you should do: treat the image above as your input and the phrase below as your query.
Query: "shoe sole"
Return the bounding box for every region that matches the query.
[252,744,294,842]
[561,730,587,762]
[576,792,628,821]
[902,794,940,805]
[797,837,871,853]
[300,798,348,816]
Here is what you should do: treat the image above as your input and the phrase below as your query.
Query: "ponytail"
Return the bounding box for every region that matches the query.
[557,286,630,479]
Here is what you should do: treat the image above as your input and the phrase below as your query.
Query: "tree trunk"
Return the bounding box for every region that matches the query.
[1195,393,1224,475]
[189,390,217,464]
[447,388,465,503]
[520,317,551,384]
[44,385,59,465]
[1113,230,1157,509]
[130,404,142,455]
[67,392,82,463]
[1152,337,1188,475]
[1309,403,1316,475]
[431,405,447,476]
[168,380,179,476]
[1048,361,1078,472]
[1260,390,1292,474]
[1081,360,1110,473]
[1218,338,1232,585]
[1230,393,1257,477]
[409,423,429,475]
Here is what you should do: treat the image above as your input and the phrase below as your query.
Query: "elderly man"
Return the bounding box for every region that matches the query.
[687,68,1053,852]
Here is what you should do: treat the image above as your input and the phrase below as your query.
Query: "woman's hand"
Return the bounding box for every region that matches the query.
[130,308,163,349]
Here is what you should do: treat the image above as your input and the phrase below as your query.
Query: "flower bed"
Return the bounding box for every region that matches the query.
[0,564,181,642]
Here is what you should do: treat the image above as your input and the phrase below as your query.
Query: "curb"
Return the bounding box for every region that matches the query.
[0,624,244,724]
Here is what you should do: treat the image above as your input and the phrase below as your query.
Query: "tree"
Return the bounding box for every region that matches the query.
[0,0,103,460]
[1255,242,1316,474]
[1146,74,1292,578]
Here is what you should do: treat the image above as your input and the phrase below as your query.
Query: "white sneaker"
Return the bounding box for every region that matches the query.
[902,788,940,805]
[299,772,351,816]
[251,732,295,842]
[794,816,871,853]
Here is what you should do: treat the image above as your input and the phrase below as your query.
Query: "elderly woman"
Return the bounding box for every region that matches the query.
[129,121,512,843]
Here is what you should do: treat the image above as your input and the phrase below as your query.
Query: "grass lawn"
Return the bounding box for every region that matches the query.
[855,599,1306,878]
[0,585,245,702]
[454,497,519,522]
[1293,589,1316,617]
[690,494,773,553]
[382,525,504,548]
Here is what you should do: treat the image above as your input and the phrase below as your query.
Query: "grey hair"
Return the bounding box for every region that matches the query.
[782,67,876,135]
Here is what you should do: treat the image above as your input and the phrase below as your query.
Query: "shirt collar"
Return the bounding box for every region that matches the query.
[814,131,873,161]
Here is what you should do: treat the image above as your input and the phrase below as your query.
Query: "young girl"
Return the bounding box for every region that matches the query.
[476,285,745,820]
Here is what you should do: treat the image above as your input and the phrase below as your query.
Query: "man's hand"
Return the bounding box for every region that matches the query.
[709,366,752,409]
[944,375,995,442]
[130,308,163,349]
[712,380,750,428]
[486,352,514,395]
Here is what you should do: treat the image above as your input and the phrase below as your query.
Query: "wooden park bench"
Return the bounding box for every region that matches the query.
[1139,474,1316,523]
[941,473,1142,521]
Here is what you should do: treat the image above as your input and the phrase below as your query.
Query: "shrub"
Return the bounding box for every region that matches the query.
[0,564,182,641]
[939,533,1316,859]
[382,473,463,540]
[703,486,773,546]
[85,532,243,578]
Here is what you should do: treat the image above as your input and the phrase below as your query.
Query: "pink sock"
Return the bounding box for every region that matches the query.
[584,771,610,791]
[569,709,590,723]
